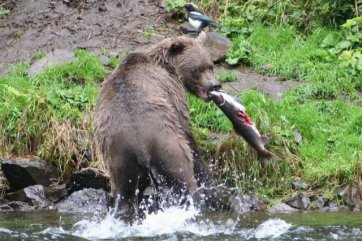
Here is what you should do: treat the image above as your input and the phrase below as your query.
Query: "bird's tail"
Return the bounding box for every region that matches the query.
[209,21,221,28]
[217,25,242,34]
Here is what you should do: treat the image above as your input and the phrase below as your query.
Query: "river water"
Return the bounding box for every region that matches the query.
[0,206,361,241]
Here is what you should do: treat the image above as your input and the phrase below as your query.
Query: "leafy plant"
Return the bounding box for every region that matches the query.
[321,17,362,75]
[216,71,238,83]
[165,0,186,12]
[226,35,252,65]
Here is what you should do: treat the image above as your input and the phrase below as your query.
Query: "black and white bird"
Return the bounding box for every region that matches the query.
[184,4,220,32]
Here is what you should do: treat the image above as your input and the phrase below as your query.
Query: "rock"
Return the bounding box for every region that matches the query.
[66,168,110,194]
[44,184,68,202]
[204,32,231,63]
[193,185,233,211]
[327,201,339,211]
[336,181,362,210]
[179,22,198,34]
[0,201,35,212]
[284,193,311,210]
[4,185,51,208]
[291,179,308,190]
[28,49,75,75]
[3,184,67,209]
[56,188,109,213]
[314,197,328,209]
[230,193,266,213]
[269,203,299,213]
[1,158,57,192]
[98,5,107,12]
[99,55,110,66]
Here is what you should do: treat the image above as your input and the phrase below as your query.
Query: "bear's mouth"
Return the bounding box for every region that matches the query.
[195,88,210,101]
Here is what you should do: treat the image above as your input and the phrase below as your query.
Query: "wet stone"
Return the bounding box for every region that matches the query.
[66,167,110,194]
[1,158,57,192]
[230,193,266,213]
[268,203,299,213]
[0,201,35,212]
[44,184,68,203]
[56,188,109,213]
[4,185,51,208]
[284,193,311,210]
[315,197,328,209]
[327,201,339,211]
[336,182,362,210]
[193,185,234,211]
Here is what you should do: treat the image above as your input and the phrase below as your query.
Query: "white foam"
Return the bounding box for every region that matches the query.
[70,205,238,239]
[0,228,12,234]
[254,218,292,239]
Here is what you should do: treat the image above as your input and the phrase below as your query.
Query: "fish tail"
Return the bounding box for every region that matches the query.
[258,149,279,167]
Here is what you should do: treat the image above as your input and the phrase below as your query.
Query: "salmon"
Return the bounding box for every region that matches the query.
[209,91,277,166]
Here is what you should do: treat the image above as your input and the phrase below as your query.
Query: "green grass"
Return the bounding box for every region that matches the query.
[33,50,46,60]
[216,70,238,83]
[246,25,361,93]
[187,12,362,198]
[0,49,106,179]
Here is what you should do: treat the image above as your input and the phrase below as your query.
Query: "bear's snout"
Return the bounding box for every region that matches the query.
[209,83,222,92]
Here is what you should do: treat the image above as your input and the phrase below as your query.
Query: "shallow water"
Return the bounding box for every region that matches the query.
[0,207,362,241]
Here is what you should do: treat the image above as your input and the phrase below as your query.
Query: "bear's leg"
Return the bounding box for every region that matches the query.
[153,139,198,201]
[185,133,214,187]
[108,153,140,219]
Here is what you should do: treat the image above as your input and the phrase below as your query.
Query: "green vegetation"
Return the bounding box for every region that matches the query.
[0,50,106,179]
[186,0,362,200]
[216,70,238,82]
[143,26,157,40]
[1,0,361,203]
[33,50,47,60]
[0,7,10,18]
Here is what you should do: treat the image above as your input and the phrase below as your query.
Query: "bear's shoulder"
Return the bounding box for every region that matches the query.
[122,52,150,67]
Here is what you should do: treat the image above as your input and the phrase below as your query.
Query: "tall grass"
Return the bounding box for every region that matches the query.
[0,50,106,179]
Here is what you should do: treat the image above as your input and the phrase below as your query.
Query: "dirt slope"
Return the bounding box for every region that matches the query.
[0,0,176,73]
[0,0,297,97]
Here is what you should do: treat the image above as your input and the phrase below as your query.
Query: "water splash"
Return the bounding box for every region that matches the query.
[254,218,292,239]
[70,205,238,240]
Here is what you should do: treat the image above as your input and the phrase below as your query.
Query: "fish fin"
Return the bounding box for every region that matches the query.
[258,150,280,168]
[260,135,269,145]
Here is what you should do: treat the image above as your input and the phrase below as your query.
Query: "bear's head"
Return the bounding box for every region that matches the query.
[166,34,221,100]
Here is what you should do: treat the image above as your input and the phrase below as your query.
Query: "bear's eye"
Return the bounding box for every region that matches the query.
[193,68,203,74]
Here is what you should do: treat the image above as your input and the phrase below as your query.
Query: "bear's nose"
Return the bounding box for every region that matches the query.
[210,83,222,91]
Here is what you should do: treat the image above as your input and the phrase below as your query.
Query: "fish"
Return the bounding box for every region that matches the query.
[208,91,277,166]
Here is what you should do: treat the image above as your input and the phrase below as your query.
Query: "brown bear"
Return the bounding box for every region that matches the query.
[94,33,221,218]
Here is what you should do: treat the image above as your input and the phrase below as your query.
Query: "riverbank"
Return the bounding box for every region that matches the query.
[1,0,361,210]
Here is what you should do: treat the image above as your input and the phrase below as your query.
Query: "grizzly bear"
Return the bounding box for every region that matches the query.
[94,33,221,218]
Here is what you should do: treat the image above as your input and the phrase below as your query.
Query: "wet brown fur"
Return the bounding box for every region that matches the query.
[94,34,218,217]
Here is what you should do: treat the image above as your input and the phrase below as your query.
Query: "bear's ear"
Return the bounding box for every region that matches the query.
[169,40,186,55]
[196,31,208,46]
